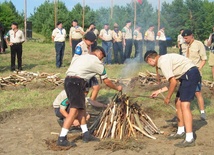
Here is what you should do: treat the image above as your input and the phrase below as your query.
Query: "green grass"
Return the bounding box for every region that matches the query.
[0,40,213,116]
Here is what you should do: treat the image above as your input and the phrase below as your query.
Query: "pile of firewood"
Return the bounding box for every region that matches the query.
[0,71,64,87]
[138,71,167,85]
[202,80,214,89]
[89,93,160,140]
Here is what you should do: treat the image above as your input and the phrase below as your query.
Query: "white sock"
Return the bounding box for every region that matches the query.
[200,110,205,114]
[59,128,69,137]
[177,126,185,134]
[80,124,88,133]
[185,132,193,142]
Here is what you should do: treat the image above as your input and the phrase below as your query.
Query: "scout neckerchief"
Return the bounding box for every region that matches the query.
[186,39,194,58]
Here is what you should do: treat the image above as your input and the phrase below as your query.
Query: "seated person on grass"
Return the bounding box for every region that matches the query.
[53,90,90,131]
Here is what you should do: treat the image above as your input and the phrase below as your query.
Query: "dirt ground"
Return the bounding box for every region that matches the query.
[0,81,214,155]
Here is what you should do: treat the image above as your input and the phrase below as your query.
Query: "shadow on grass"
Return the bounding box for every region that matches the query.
[0,64,37,73]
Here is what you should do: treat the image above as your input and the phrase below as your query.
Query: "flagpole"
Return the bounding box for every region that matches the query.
[24,0,27,40]
[82,0,85,29]
[54,0,58,27]
[110,0,113,19]
[158,0,160,30]
[134,0,136,29]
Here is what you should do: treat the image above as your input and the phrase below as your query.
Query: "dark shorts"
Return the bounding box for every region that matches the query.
[54,108,68,119]
[64,76,87,109]
[89,76,99,87]
[176,67,201,102]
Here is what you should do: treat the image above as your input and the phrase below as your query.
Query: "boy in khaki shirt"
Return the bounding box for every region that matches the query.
[144,50,200,148]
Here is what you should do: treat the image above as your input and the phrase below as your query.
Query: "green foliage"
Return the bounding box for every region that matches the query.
[0,1,24,31]
[1,0,214,45]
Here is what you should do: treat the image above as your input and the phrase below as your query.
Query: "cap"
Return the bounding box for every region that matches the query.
[12,22,18,26]
[84,31,97,42]
[144,50,157,61]
[182,29,193,37]
[57,21,62,26]
[93,46,106,57]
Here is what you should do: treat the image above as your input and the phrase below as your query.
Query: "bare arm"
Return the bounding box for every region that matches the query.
[59,108,69,118]
[165,77,177,104]
[103,78,122,91]
[198,60,206,71]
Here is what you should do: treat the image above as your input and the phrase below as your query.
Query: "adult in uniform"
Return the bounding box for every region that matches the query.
[69,19,84,56]
[181,29,207,120]
[99,23,113,64]
[4,22,25,71]
[122,20,133,61]
[177,29,184,55]
[145,50,201,148]
[156,26,167,55]
[144,25,155,51]
[133,25,143,62]
[112,23,123,64]
[207,25,214,80]
[86,23,99,50]
[57,46,122,147]
[52,21,67,68]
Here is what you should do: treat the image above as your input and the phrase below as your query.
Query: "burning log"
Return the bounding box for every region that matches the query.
[89,93,160,140]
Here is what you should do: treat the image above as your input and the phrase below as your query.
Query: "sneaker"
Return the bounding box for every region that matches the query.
[57,136,77,147]
[200,113,206,121]
[174,139,195,148]
[82,131,100,143]
[167,132,185,140]
[57,119,64,127]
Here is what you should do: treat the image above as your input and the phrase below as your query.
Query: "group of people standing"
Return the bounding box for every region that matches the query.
[51,20,169,67]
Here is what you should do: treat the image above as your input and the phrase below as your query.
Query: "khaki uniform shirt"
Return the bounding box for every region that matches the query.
[66,54,108,82]
[158,53,195,81]
[144,29,155,41]
[69,26,84,39]
[122,26,132,39]
[52,28,66,42]
[52,90,67,108]
[86,29,99,37]
[177,34,184,44]
[73,40,91,58]
[99,29,113,41]
[181,40,207,67]
[156,30,166,41]
[112,30,123,42]
[133,30,143,40]
[5,29,25,43]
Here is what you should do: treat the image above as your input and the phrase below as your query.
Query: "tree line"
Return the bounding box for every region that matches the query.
[0,0,214,44]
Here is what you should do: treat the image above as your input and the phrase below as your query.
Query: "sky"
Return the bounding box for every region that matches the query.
[0,0,174,17]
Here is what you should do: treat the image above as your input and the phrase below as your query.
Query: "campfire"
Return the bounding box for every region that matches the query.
[89,93,160,140]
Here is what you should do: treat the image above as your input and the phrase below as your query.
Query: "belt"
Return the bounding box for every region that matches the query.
[72,38,82,41]
[55,41,65,43]
[187,66,197,72]
[13,42,22,45]
[67,76,81,79]
[103,40,112,42]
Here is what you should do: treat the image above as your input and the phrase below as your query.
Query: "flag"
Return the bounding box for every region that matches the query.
[137,0,142,4]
